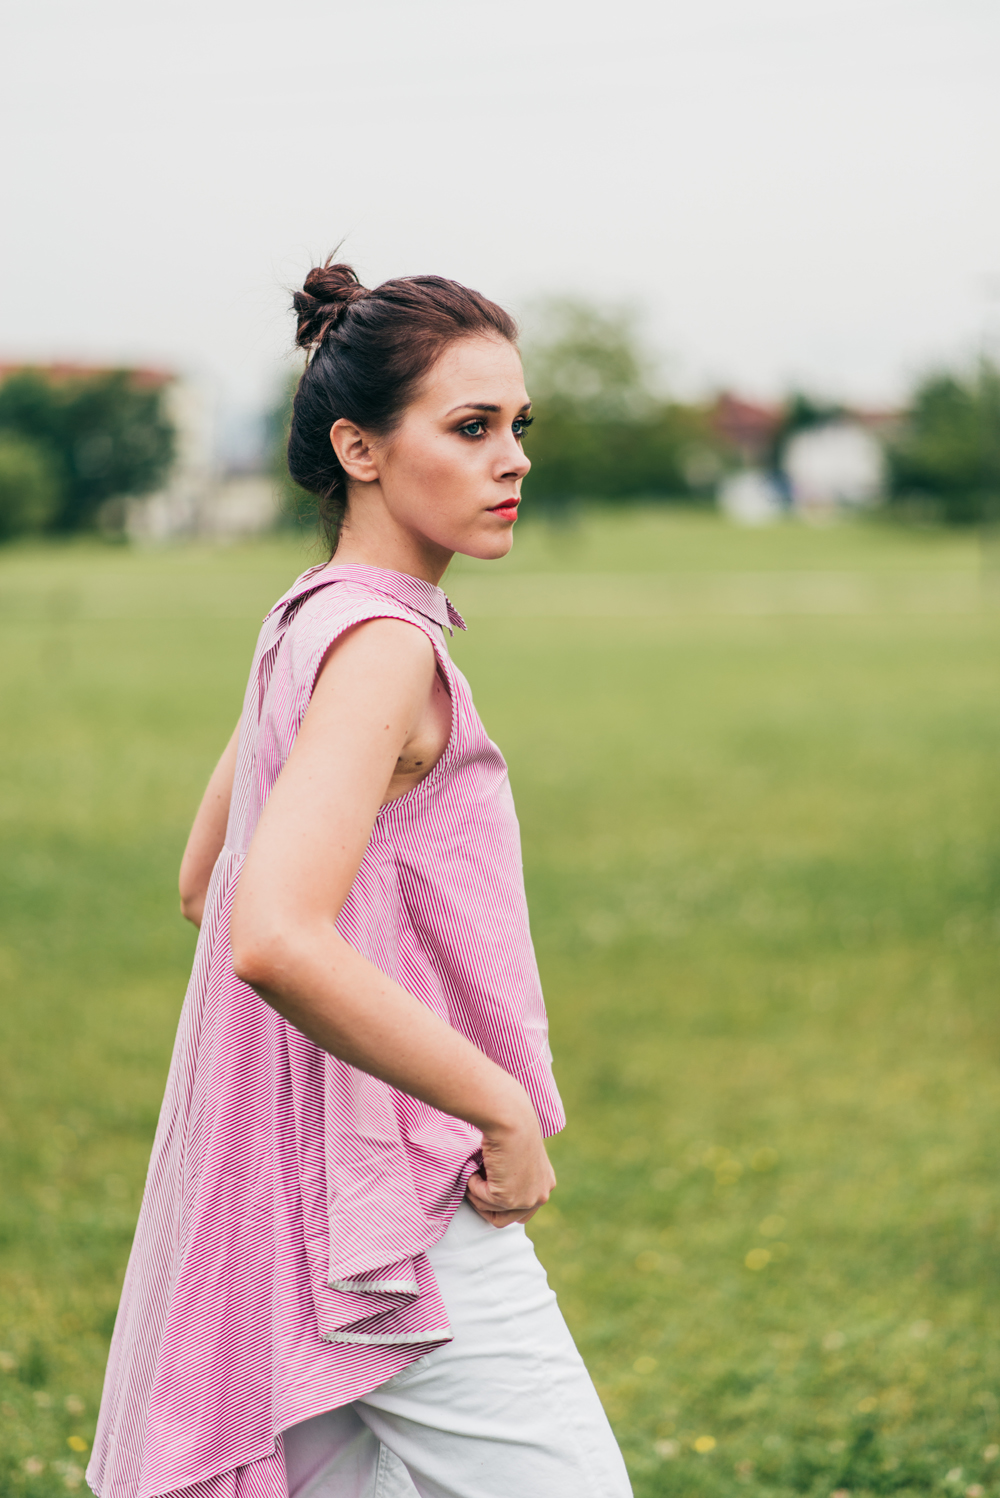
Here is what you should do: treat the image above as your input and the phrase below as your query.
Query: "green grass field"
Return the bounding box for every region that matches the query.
[1,511,998,1498]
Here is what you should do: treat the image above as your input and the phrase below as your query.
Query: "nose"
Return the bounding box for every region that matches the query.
[497,429,530,482]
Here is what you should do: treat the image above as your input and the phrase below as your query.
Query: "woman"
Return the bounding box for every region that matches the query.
[88,263,632,1498]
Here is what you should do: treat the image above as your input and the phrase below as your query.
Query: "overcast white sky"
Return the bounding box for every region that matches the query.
[3,0,999,454]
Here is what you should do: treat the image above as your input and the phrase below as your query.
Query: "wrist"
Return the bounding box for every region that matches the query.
[477,1080,536,1141]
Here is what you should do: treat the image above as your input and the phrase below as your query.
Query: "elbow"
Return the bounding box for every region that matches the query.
[178,863,206,928]
[230,930,271,990]
[180,892,204,928]
[230,906,291,993]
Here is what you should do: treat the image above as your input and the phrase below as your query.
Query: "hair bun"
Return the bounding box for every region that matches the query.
[293,260,369,349]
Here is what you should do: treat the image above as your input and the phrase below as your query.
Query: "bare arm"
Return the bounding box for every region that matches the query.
[229,619,555,1227]
[179,722,240,928]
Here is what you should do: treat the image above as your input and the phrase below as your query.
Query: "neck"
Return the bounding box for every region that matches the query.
[331,490,453,586]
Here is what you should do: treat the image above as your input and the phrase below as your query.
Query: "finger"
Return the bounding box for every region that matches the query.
[465,1197,508,1227]
[464,1174,516,1210]
[464,1184,532,1226]
[469,1204,525,1228]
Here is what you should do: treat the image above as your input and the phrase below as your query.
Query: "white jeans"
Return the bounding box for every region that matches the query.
[283,1202,632,1498]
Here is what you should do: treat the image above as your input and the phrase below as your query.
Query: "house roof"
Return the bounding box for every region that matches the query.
[710,392,784,452]
[0,361,174,388]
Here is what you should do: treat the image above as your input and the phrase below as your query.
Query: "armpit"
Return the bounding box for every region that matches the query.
[383,670,452,803]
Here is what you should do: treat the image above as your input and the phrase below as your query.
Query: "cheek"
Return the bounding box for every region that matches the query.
[400,439,478,496]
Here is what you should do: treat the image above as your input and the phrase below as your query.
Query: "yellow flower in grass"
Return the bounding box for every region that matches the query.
[694,1435,717,1454]
[633,1355,658,1375]
[745,1248,771,1271]
[67,1436,89,1453]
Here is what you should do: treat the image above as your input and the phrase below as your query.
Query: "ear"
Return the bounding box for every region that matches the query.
[330,419,380,485]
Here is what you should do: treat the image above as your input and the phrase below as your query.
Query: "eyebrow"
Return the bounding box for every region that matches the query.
[445,400,532,416]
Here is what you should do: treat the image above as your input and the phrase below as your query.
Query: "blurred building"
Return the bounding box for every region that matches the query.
[717,469,785,525]
[783,419,885,518]
[711,393,896,524]
[122,373,215,539]
[124,375,280,541]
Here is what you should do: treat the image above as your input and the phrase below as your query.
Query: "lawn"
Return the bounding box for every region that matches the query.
[0,510,998,1498]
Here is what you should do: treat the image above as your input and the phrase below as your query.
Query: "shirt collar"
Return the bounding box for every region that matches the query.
[269,561,467,634]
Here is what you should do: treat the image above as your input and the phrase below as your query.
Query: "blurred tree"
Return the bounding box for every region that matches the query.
[0,434,61,540]
[0,369,175,533]
[524,299,654,421]
[888,360,1000,525]
[520,300,719,509]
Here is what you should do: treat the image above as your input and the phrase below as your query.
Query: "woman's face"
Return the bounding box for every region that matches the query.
[337,335,532,566]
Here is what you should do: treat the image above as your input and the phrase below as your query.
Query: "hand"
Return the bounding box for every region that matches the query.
[465,1109,557,1228]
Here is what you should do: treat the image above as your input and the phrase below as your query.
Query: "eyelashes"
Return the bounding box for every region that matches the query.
[458,415,534,440]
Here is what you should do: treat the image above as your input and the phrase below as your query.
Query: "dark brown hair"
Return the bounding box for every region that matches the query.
[288,260,519,553]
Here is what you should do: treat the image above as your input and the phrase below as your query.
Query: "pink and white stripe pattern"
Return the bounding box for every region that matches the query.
[87,564,565,1498]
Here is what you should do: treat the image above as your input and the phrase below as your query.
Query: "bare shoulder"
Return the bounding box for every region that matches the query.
[298,615,449,801]
[310,615,438,714]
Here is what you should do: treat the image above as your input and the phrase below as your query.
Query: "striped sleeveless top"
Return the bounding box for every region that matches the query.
[87,563,565,1498]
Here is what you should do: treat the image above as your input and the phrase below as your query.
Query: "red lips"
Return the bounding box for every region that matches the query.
[489,498,520,519]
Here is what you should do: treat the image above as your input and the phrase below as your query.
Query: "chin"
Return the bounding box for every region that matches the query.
[459,528,515,562]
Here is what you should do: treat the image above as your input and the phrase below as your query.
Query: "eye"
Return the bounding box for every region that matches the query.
[458,419,487,438]
[513,415,534,438]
